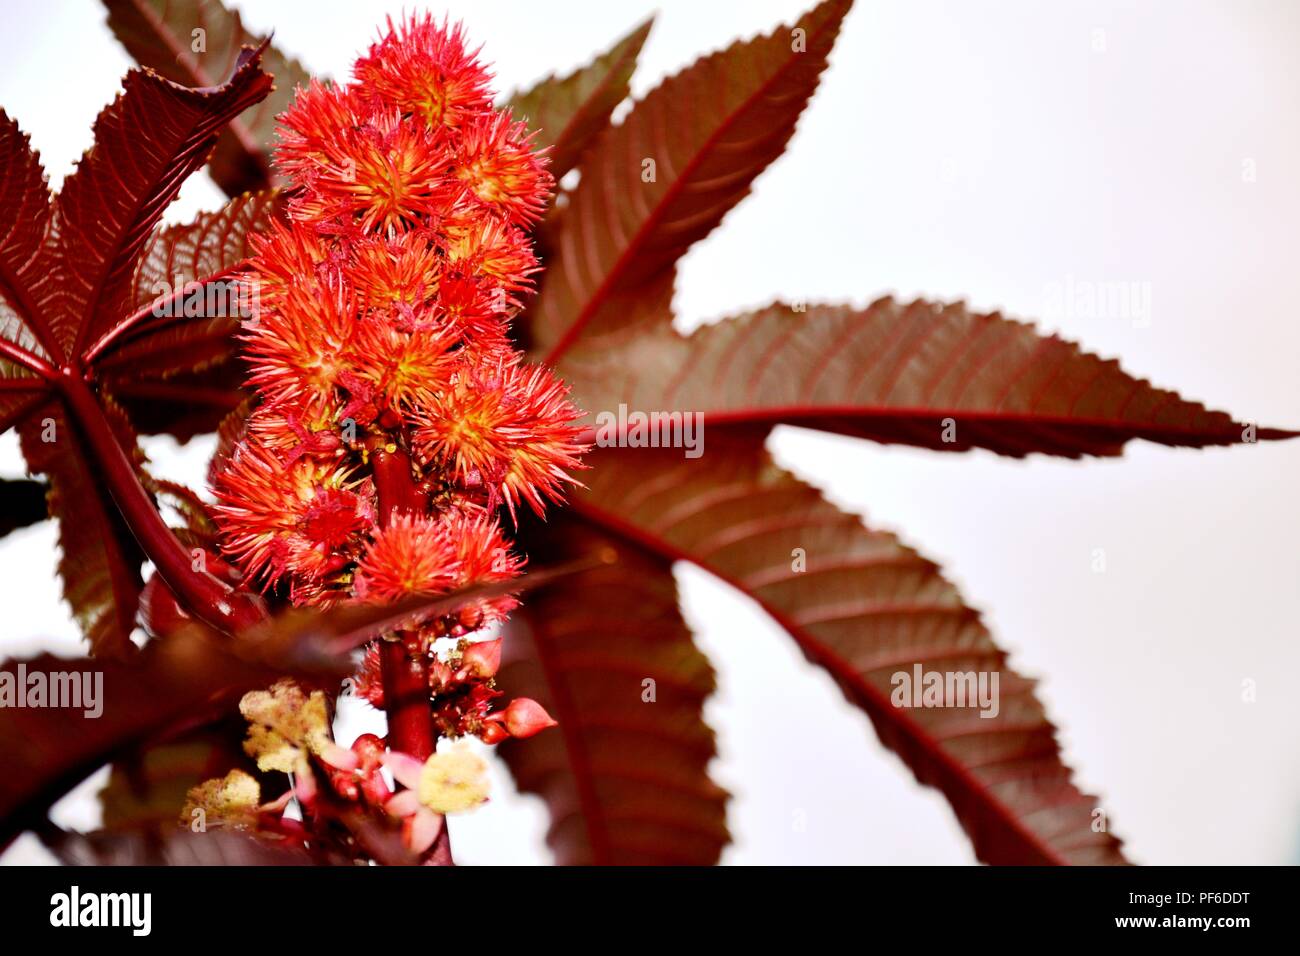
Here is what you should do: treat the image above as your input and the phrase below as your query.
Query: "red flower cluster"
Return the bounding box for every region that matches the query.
[211,17,581,764]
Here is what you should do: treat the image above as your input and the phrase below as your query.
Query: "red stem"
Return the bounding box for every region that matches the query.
[379,634,434,761]
[59,372,267,634]
[0,336,58,380]
[371,445,452,865]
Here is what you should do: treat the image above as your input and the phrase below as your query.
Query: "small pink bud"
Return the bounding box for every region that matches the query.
[351,733,386,770]
[428,659,455,692]
[461,638,502,679]
[478,721,509,745]
[329,769,360,802]
[503,698,557,739]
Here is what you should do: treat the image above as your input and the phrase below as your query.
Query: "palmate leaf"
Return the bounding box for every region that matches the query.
[0,49,272,653]
[1,49,272,379]
[91,189,279,438]
[506,17,653,181]
[514,0,1290,864]
[55,49,273,362]
[121,187,278,324]
[560,298,1292,457]
[562,436,1126,865]
[529,0,852,358]
[0,116,143,654]
[499,516,728,865]
[0,114,57,430]
[103,0,311,196]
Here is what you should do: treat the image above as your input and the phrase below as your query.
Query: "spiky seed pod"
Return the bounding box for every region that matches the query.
[211,19,578,811]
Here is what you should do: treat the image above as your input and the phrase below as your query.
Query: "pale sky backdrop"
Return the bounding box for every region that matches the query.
[1,0,1297,865]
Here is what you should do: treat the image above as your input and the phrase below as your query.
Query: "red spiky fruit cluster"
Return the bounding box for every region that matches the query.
[211,16,580,752]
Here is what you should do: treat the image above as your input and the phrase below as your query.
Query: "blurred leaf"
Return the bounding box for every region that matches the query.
[0,566,569,848]
[560,297,1292,457]
[42,825,316,865]
[500,515,729,864]
[507,17,653,180]
[98,718,261,835]
[568,436,1128,865]
[102,0,311,195]
[0,639,282,849]
[531,0,851,358]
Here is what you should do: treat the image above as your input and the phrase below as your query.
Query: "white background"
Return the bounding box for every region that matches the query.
[1,0,1297,864]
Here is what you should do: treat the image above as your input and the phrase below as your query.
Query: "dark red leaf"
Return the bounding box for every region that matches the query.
[0,113,58,365]
[102,0,311,196]
[89,188,278,373]
[500,516,729,864]
[87,191,277,439]
[43,825,316,865]
[532,0,851,359]
[0,51,273,653]
[506,17,653,181]
[560,297,1294,457]
[53,47,272,362]
[0,113,57,427]
[568,437,1128,865]
[108,363,248,442]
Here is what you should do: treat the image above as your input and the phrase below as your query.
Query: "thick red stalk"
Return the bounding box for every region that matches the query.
[59,372,267,635]
[371,445,452,865]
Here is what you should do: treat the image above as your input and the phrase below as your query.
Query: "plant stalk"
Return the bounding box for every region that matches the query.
[371,445,452,865]
[59,372,267,635]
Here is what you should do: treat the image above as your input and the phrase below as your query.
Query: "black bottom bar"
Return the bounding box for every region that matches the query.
[0,864,1284,941]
